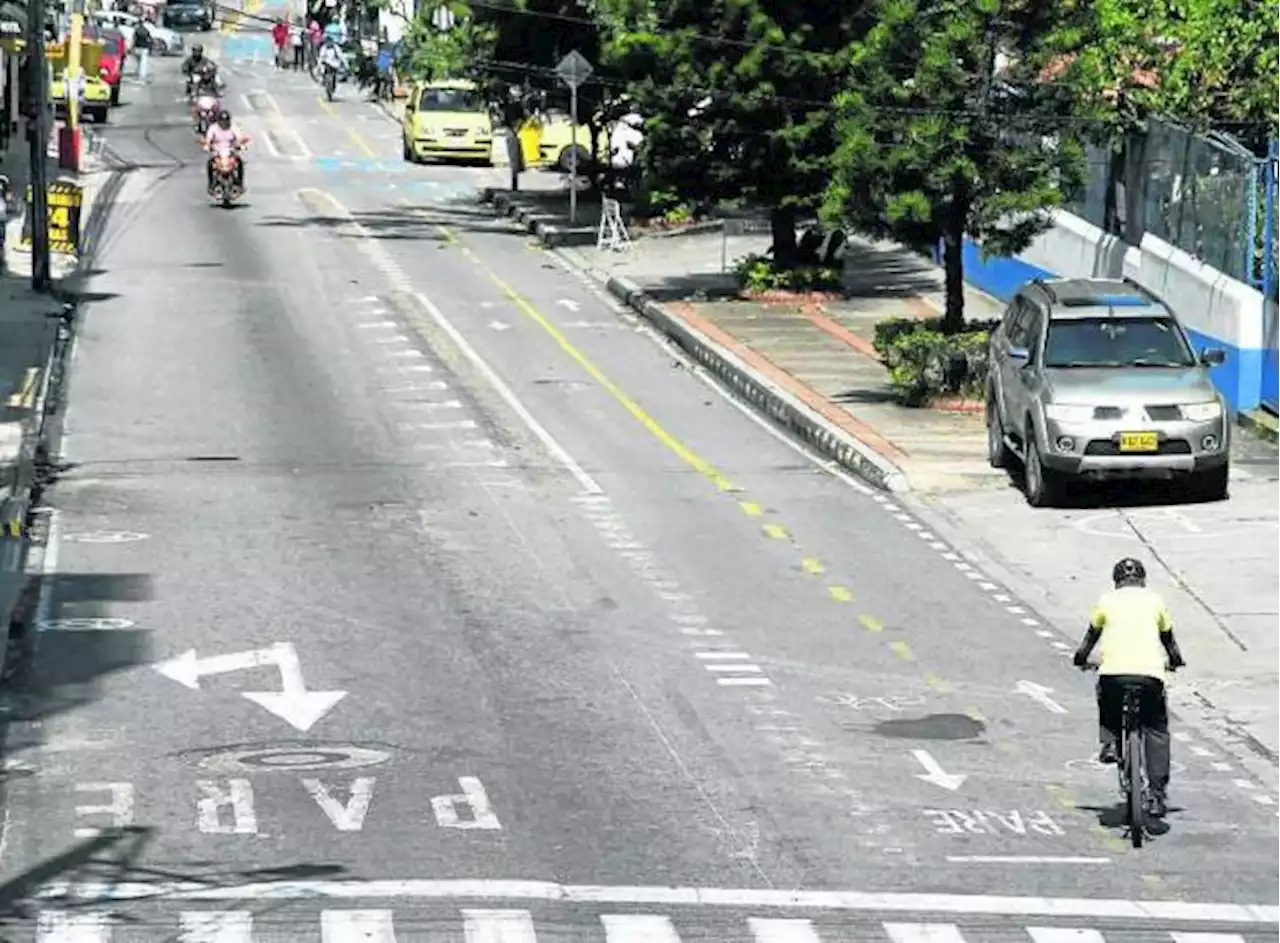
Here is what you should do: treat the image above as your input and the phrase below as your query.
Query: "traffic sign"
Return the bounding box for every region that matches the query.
[555,49,593,90]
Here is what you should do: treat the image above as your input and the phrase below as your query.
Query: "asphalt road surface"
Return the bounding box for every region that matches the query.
[0,15,1276,943]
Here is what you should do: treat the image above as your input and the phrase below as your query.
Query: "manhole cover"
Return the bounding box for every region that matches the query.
[189,741,394,773]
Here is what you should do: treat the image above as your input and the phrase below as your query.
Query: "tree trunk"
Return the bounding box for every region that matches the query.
[941,217,966,334]
[770,205,797,269]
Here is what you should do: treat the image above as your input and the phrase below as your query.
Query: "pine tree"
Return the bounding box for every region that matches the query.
[823,0,1087,332]
[599,0,873,266]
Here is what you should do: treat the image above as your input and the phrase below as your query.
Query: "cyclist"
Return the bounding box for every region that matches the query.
[1073,557,1186,818]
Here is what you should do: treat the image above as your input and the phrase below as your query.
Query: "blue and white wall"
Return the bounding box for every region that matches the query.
[959,210,1278,414]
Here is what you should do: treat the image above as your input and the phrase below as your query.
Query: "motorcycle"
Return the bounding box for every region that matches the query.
[208,146,243,208]
[193,94,221,135]
[321,63,338,102]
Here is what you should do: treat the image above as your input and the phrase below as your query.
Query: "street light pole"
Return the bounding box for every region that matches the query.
[26,0,51,291]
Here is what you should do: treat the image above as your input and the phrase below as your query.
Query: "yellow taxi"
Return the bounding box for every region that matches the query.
[400,79,493,165]
[49,40,112,124]
[526,109,610,171]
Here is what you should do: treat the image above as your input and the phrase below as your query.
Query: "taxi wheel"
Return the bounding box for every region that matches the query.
[401,135,415,163]
[88,105,109,124]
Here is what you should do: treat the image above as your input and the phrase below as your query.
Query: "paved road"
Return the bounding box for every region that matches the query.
[0,20,1275,943]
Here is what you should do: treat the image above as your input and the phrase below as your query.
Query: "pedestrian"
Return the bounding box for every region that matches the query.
[306,18,322,73]
[271,18,288,69]
[0,174,11,271]
[289,20,305,70]
[132,20,152,83]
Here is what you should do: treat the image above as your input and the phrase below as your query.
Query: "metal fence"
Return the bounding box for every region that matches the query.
[1064,119,1278,295]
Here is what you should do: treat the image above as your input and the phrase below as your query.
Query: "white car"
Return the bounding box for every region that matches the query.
[93,10,184,55]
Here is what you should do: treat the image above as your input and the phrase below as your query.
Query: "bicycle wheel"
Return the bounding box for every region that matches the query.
[1127,726,1145,848]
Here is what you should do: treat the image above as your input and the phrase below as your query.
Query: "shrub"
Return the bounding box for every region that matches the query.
[732,254,842,295]
[873,317,999,406]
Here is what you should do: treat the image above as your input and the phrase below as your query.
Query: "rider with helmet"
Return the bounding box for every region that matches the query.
[182,44,215,93]
[1073,557,1186,818]
[203,110,250,193]
[317,35,345,85]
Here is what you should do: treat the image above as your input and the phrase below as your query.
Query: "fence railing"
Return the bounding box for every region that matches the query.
[1064,118,1277,298]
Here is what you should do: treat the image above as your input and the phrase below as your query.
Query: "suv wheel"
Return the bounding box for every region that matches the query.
[986,396,1011,469]
[1191,463,1229,502]
[1023,435,1062,508]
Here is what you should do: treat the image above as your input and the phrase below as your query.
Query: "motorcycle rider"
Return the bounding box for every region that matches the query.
[317,35,345,89]
[203,110,251,194]
[181,44,214,94]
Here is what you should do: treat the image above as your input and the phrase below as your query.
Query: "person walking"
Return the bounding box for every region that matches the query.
[271,19,289,69]
[289,20,305,71]
[132,20,152,83]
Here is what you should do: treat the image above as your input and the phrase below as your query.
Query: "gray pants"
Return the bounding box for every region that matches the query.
[1098,674,1172,792]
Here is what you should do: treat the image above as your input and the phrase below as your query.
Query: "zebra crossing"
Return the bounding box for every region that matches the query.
[28,910,1276,942]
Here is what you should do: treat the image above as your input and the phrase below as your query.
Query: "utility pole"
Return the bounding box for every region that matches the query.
[26,0,51,291]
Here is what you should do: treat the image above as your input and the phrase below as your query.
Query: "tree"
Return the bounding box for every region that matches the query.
[822,0,1087,332]
[599,0,874,266]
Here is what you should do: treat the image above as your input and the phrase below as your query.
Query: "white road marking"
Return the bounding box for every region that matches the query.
[303,777,375,831]
[462,909,536,943]
[694,651,752,660]
[73,782,135,838]
[1027,930,1106,943]
[394,400,464,411]
[196,779,258,834]
[431,776,502,830]
[884,923,966,943]
[947,856,1109,864]
[601,914,681,941]
[36,912,110,942]
[35,881,1276,923]
[748,917,822,942]
[406,420,478,432]
[1170,936,1248,943]
[179,910,252,942]
[414,291,603,496]
[322,909,397,942]
[703,663,764,672]
[717,677,772,686]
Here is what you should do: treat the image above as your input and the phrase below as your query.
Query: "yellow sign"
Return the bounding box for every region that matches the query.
[20,181,85,255]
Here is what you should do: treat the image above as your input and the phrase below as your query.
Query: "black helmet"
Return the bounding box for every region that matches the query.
[1112,557,1146,587]
[191,43,203,58]
[217,109,231,125]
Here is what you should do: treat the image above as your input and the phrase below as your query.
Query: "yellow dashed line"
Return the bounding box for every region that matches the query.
[964,706,986,723]
[763,523,789,540]
[447,254,739,493]
[739,501,762,517]
[800,557,824,575]
[7,368,38,407]
[858,614,883,633]
[890,641,915,662]
[923,672,951,692]
[828,585,853,603]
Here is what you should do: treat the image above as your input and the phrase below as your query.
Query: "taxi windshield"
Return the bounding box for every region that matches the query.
[418,87,483,113]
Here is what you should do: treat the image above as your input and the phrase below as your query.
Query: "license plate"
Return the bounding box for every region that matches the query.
[1118,432,1159,452]
[446,129,466,137]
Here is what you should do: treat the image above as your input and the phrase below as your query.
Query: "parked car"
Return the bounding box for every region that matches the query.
[96,28,127,104]
[51,72,112,123]
[985,276,1230,506]
[93,10,184,55]
[163,0,212,31]
[400,80,493,165]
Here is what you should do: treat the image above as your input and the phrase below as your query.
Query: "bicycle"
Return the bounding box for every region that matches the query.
[1081,662,1178,848]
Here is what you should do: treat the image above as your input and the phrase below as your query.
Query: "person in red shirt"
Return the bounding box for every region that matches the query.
[271,19,289,69]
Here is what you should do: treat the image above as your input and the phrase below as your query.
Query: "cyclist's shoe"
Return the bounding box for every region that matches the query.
[1098,742,1119,765]
[1148,791,1168,818]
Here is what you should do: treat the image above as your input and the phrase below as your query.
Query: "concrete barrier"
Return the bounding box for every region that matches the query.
[960,210,1275,412]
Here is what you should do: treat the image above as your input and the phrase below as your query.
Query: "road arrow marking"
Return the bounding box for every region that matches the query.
[489,320,511,331]
[1015,679,1068,714]
[557,299,581,312]
[154,643,347,732]
[911,749,967,790]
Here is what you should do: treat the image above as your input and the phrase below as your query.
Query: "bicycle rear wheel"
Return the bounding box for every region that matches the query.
[1127,727,1145,848]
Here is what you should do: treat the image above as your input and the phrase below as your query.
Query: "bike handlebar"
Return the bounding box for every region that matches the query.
[1078,662,1180,674]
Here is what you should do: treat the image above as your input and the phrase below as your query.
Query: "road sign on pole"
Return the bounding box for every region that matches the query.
[555,49,594,225]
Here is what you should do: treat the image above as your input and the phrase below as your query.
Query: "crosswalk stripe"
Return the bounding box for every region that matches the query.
[36,912,111,942]
[748,917,823,942]
[884,924,967,943]
[1027,930,1106,943]
[322,909,397,942]
[1170,935,1248,943]
[180,911,252,942]
[601,914,683,941]
[462,909,537,943]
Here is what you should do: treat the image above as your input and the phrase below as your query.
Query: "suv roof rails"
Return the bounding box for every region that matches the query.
[1030,277,1058,303]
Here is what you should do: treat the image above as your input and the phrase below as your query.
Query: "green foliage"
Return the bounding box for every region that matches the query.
[597,0,874,264]
[732,254,842,295]
[874,318,995,406]
[822,0,1087,332]
[396,7,496,85]
[661,204,694,225]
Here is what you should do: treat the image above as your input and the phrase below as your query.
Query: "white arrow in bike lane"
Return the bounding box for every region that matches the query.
[1015,679,1068,714]
[911,749,967,790]
[154,643,347,732]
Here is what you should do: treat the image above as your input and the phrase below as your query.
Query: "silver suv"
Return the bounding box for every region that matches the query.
[986,277,1230,507]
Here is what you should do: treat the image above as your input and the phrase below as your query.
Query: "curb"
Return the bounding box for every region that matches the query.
[1237,408,1279,444]
[485,188,599,248]
[601,274,909,493]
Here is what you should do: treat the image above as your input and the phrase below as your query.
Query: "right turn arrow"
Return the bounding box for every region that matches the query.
[911,749,967,790]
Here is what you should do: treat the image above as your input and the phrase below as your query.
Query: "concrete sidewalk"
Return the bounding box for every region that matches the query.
[484,189,1280,785]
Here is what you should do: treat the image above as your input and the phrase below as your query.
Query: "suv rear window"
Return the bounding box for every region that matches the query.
[1044,317,1196,368]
